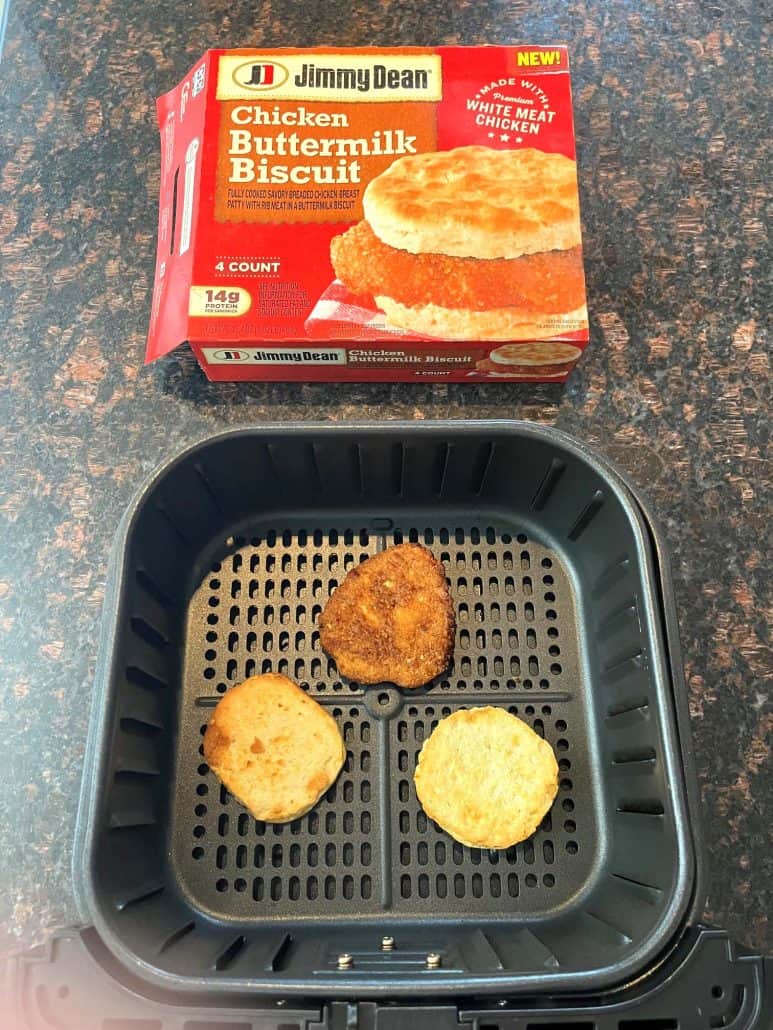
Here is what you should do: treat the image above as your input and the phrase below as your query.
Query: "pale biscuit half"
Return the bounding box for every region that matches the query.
[414,706,559,849]
[376,296,588,341]
[364,147,582,260]
[203,674,345,823]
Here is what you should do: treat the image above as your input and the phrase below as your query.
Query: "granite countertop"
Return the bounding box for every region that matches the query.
[0,0,769,962]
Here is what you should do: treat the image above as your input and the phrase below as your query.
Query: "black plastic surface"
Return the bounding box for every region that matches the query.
[4,926,770,1028]
[74,423,695,996]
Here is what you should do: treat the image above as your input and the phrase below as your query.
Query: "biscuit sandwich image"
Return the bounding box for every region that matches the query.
[330,146,587,341]
[475,341,583,378]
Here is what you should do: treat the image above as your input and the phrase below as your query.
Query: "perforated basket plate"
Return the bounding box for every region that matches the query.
[177,522,590,919]
[77,422,694,997]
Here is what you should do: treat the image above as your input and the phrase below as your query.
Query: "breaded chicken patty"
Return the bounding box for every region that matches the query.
[319,543,455,689]
[331,220,585,314]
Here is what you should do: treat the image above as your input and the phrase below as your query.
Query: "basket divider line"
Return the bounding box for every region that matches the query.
[378,714,393,911]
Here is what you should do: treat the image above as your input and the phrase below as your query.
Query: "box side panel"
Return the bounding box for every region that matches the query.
[145,54,210,362]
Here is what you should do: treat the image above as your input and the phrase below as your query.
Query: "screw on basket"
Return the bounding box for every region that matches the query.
[426,952,442,969]
[337,952,353,970]
[380,935,395,951]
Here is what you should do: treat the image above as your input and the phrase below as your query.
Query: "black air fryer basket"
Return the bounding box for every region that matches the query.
[9,422,769,1028]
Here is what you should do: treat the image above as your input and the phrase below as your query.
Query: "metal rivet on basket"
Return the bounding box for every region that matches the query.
[426,952,441,969]
[380,935,395,951]
[337,953,353,970]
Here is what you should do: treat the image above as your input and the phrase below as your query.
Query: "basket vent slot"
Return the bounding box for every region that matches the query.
[618,1021,678,1030]
[531,457,566,511]
[130,617,169,650]
[617,799,664,815]
[158,921,195,954]
[612,746,656,765]
[568,490,605,540]
[214,935,246,971]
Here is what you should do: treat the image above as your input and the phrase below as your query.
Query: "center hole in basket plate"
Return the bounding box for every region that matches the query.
[174,519,591,920]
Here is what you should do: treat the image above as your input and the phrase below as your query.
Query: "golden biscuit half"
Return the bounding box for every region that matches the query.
[414,707,559,849]
[363,147,582,260]
[203,674,345,823]
[319,543,455,689]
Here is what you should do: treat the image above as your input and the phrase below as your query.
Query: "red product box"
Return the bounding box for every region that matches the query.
[147,46,588,383]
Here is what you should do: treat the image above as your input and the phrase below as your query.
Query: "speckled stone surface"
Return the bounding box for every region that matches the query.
[0,0,769,962]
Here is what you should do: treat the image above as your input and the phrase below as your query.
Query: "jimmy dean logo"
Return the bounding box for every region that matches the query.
[293,62,428,93]
[217,53,442,102]
[238,60,289,89]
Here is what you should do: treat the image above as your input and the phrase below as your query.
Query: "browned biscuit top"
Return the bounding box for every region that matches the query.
[203,674,345,823]
[364,146,581,260]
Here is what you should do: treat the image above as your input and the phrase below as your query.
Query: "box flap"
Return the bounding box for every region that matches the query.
[145,56,209,362]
